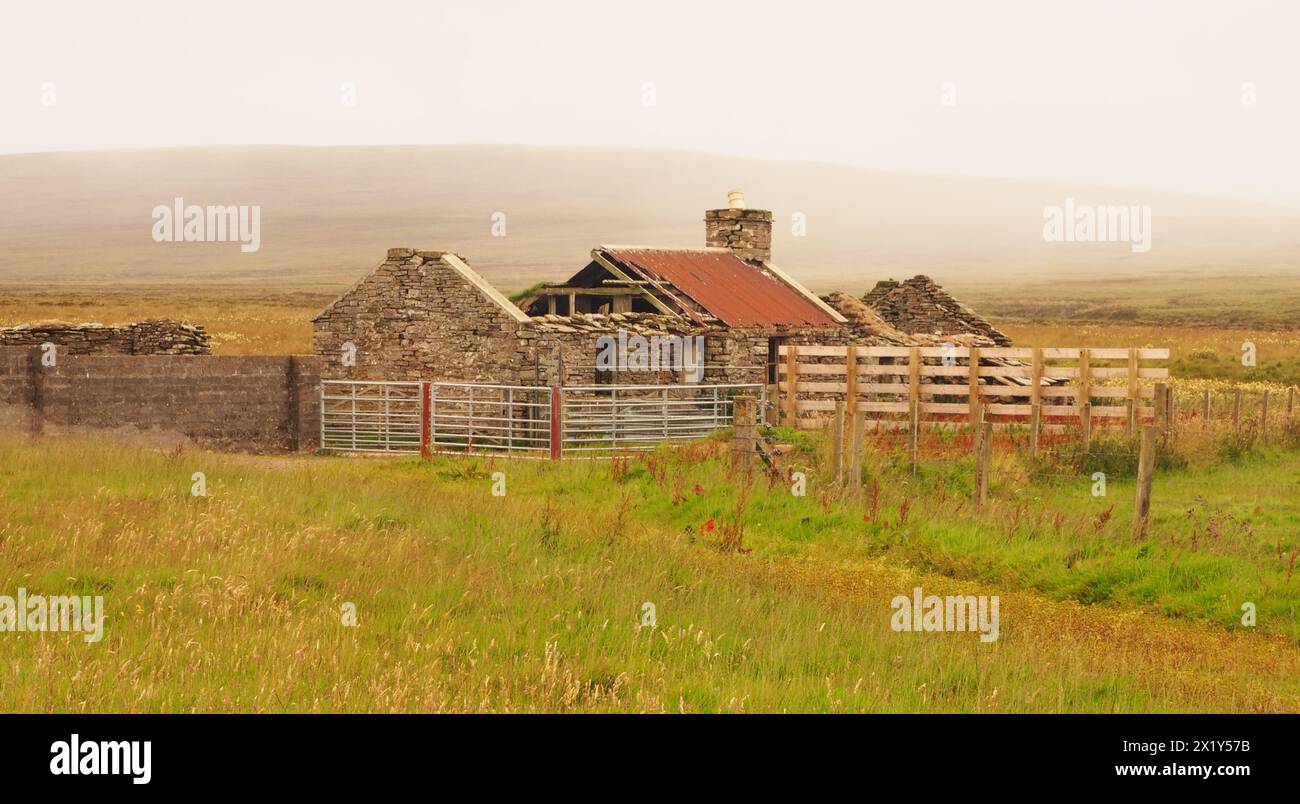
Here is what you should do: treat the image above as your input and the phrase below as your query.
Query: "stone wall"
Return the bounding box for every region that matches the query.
[704,208,773,263]
[0,346,319,452]
[0,319,210,355]
[313,249,534,383]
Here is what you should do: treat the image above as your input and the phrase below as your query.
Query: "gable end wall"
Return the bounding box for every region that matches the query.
[313,252,534,382]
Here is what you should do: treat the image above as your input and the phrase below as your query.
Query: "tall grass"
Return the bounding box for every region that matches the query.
[1,436,1299,712]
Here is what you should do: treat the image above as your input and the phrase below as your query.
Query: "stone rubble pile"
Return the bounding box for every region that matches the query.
[532,311,705,337]
[863,276,1012,346]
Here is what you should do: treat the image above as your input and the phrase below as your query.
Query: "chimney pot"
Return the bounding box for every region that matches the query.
[727,189,745,209]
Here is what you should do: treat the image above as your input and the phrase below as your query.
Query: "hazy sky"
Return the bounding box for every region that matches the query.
[3,0,1298,207]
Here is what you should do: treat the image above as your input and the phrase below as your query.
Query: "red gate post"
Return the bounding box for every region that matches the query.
[420,381,432,460]
[549,385,563,460]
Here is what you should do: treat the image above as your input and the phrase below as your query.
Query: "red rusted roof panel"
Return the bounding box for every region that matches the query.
[600,248,837,328]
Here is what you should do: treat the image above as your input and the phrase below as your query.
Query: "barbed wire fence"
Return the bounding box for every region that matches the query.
[786,380,1300,538]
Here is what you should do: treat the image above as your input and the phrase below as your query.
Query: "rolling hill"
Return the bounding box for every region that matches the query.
[1,145,1297,297]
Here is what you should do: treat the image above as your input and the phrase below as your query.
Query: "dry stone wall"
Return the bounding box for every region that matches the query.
[0,319,210,355]
[313,249,533,383]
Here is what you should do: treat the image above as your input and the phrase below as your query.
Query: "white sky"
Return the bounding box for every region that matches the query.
[2,0,1297,207]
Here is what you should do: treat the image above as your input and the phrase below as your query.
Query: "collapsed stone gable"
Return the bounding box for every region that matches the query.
[0,319,209,355]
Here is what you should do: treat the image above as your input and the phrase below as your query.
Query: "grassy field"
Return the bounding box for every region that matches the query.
[953,274,1300,331]
[3,265,1298,712]
[2,431,1299,713]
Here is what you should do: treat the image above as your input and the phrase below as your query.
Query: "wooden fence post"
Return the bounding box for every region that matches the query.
[974,420,993,507]
[1029,403,1041,459]
[1154,382,1168,433]
[784,345,798,427]
[1202,389,1211,428]
[1030,346,1042,458]
[1233,388,1242,436]
[1261,390,1270,444]
[909,347,920,474]
[1126,347,1138,435]
[908,346,921,411]
[908,398,919,474]
[419,381,432,460]
[832,400,845,484]
[845,345,858,467]
[1078,348,1091,450]
[1133,425,1156,538]
[849,411,864,492]
[845,345,859,416]
[549,384,563,460]
[1165,385,1175,437]
[968,346,981,425]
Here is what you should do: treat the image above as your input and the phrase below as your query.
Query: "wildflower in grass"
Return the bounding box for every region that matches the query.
[702,519,716,533]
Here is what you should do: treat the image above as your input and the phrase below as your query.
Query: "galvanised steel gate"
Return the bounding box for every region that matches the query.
[321,380,763,459]
[427,382,553,458]
[560,384,763,456]
[320,380,423,454]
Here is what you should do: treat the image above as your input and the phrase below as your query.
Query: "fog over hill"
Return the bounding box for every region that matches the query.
[1,145,1296,295]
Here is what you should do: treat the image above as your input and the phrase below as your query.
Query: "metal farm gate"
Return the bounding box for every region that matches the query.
[428,382,554,458]
[321,380,763,459]
[559,384,756,456]
[320,381,424,454]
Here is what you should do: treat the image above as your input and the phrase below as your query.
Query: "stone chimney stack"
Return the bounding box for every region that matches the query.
[704,189,772,263]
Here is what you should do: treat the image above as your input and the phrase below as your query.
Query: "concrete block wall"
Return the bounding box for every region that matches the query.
[0,347,38,433]
[0,347,321,453]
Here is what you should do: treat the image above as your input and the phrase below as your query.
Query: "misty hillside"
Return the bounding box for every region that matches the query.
[1,145,1296,295]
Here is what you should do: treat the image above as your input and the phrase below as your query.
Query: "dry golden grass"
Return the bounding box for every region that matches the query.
[0,288,327,355]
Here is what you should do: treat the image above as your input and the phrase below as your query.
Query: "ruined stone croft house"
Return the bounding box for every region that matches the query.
[311,192,1011,388]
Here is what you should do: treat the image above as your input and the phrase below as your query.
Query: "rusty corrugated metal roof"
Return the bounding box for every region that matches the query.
[597,247,838,328]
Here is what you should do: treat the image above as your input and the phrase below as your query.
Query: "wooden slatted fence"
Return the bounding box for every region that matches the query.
[777,345,1171,435]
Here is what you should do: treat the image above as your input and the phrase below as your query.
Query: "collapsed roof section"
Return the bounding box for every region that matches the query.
[520,246,844,329]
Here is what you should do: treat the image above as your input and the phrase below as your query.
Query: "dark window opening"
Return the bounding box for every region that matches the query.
[767,336,787,385]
